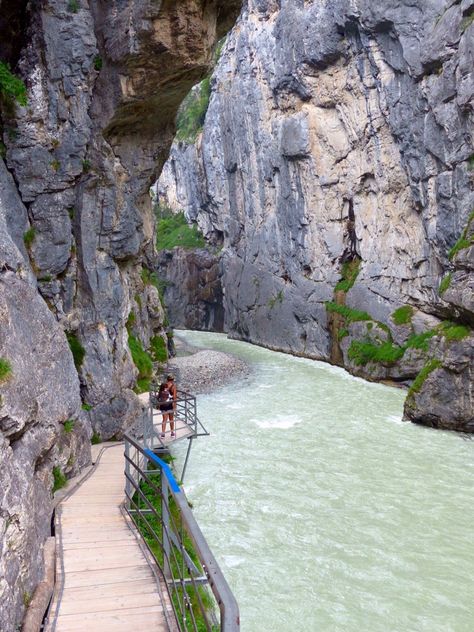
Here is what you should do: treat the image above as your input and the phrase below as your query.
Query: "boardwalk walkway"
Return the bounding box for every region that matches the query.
[46,444,171,632]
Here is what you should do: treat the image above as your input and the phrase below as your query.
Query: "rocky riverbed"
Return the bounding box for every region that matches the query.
[168,334,250,394]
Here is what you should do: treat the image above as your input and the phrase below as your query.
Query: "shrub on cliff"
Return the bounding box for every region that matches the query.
[156,207,206,250]
[175,77,211,143]
[0,358,12,383]
[0,61,27,106]
[128,334,153,393]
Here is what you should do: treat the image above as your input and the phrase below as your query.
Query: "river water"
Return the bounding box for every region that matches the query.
[171,331,473,632]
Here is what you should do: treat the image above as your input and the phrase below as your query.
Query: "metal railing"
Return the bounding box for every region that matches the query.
[124,434,240,632]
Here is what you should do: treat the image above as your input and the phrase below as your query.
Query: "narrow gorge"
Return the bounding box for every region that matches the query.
[158,0,474,432]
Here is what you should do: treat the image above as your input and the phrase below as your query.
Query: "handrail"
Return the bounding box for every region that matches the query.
[124,434,240,632]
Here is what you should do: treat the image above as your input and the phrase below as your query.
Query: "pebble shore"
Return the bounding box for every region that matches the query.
[168,335,250,394]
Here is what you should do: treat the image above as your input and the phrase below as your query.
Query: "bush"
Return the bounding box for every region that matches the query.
[128,334,153,382]
[52,466,67,494]
[156,208,206,251]
[0,61,27,105]
[0,358,12,383]
[438,321,470,342]
[335,259,360,292]
[348,339,405,366]
[391,305,414,326]
[67,333,85,369]
[150,335,167,363]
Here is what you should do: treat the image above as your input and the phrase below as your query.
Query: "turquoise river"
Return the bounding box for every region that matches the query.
[171,331,473,632]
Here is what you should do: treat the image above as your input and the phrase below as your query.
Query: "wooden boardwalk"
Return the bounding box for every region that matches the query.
[46,444,171,632]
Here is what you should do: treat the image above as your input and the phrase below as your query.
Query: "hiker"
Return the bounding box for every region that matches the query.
[166,373,177,437]
[158,382,173,438]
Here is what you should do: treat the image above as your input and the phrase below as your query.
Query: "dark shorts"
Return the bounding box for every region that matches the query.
[159,403,173,412]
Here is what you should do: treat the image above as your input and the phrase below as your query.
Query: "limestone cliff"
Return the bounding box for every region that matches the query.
[0,1,240,629]
[158,0,474,431]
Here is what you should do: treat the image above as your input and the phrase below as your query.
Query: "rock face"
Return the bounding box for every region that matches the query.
[0,1,240,629]
[158,0,474,430]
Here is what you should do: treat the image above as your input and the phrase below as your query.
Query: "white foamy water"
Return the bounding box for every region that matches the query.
[171,331,474,632]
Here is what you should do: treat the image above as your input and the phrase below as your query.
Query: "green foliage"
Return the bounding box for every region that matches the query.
[0,358,12,383]
[0,61,27,106]
[91,431,101,445]
[325,302,371,322]
[38,275,52,282]
[93,55,102,71]
[23,227,36,248]
[52,466,67,494]
[135,377,151,394]
[408,359,443,395]
[405,330,436,351]
[150,335,167,363]
[335,258,360,292]
[468,154,474,171]
[68,0,79,13]
[50,159,61,172]
[439,273,452,295]
[175,77,211,143]
[128,334,153,391]
[66,333,85,370]
[81,403,92,411]
[391,305,414,326]
[448,212,474,259]
[337,328,349,341]
[156,208,206,251]
[82,159,91,173]
[348,339,405,366]
[438,321,470,341]
[63,419,75,433]
[268,290,284,309]
[126,311,136,332]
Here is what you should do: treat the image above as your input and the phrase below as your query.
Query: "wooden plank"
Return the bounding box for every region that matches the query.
[58,590,162,615]
[63,565,153,589]
[58,578,157,600]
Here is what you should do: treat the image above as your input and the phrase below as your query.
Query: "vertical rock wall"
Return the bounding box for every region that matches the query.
[0,1,241,629]
[158,0,474,430]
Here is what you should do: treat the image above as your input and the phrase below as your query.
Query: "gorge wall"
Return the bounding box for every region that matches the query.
[0,1,240,629]
[158,0,474,432]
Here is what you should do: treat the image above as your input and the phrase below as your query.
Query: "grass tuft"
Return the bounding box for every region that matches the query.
[325,302,371,322]
[52,466,67,494]
[91,431,101,445]
[0,358,12,383]
[23,227,36,248]
[175,77,211,143]
[150,335,167,363]
[448,211,474,259]
[439,273,452,295]
[81,403,92,411]
[391,305,414,326]
[0,61,27,106]
[128,335,153,392]
[405,330,436,351]
[408,359,443,395]
[63,419,75,433]
[438,321,470,341]
[335,258,360,292]
[348,339,405,366]
[66,333,85,370]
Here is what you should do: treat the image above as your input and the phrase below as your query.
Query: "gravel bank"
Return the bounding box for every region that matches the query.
[168,335,250,394]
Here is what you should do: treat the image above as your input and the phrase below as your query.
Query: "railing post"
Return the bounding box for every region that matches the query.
[124,439,131,506]
[161,469,172,580]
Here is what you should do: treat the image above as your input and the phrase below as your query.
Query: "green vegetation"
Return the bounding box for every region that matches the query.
[23,591,32,608]
[439,273,452,295]
[126,311,136,332]
[0,358,12,383]
[81,403,92,411]
[405,330,436,351]
[50,159,60,172]
[81,159,91,173]
[0,61,27,106]
[128,335,153,393]
[150,335,167,363]
[38,275,52,282]
[93,56,102,71]
[335,258,360,292]
[155,207,206,251]
[337,328,349,341]
[325,302,371,322]
[268,290,284,309]
[438,321,470,342]
[175,77,211,143]
[408,359,443,395]
[391,305,414,326]
[66,333,85,370]
[468,154,474,171]
[68,0,79,13]
[23,227,36,249]
[52,466,67,494]
[63,419,75,433]
[348,339,405,366]
[91,431,101,445]
[448,211,474,259]
[133,471,216,631]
